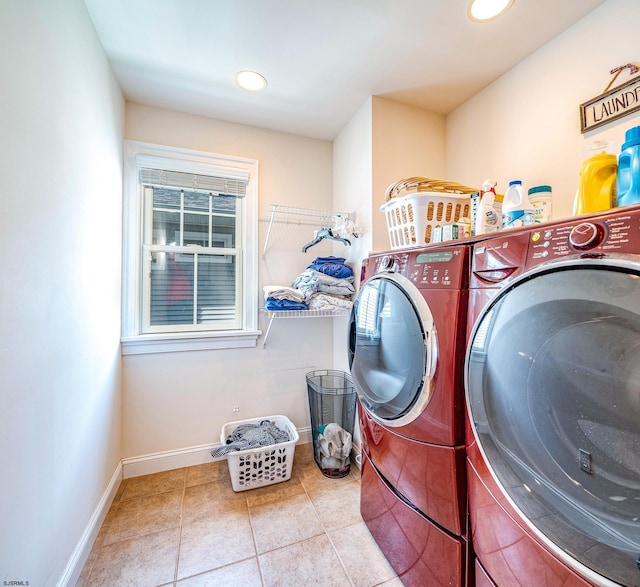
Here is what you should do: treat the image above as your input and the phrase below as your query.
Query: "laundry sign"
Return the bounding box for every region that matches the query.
[580,63,640,133]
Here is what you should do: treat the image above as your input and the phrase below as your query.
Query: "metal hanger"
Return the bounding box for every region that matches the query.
[302,227,351,252]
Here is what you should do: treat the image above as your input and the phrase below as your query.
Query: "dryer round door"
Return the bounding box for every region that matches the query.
[348,272,437,427]
[466,256,640,587]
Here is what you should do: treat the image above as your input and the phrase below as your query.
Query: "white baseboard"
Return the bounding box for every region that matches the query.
[122,442,223,478]
[57,462,122,587]
[122,426,314,478]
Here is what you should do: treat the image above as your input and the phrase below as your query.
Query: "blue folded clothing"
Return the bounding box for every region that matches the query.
[312,256,346,264]
[264,297,308,311]
[307,256,353,279]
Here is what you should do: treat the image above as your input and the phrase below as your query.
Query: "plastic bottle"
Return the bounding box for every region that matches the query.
[502,180,534,229]
[617,126,640,207]
[475,179,500,235]
[573,140,617,216]
[528,185,552,223]
[456,216,472,239]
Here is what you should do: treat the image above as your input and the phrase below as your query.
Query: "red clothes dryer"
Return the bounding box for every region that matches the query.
[349,245,471,586]
[465,208,640,587]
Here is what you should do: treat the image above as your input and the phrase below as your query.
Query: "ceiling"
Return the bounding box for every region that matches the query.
[84,0,607,141]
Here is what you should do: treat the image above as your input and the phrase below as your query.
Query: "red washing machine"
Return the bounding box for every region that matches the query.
[465,207,640,587]
[349,244,471,587]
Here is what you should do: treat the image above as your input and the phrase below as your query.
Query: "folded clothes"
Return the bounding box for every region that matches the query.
[307,256,353,279]
[318,282,355,296]
[292,269,355,301]
[262,285,305,302]
[293,268,355,287]
[264,297,308,311]
[307,292,354,311]
[311,256,346,264]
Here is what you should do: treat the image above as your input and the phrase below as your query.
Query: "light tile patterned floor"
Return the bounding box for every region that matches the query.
[77,443,403,587]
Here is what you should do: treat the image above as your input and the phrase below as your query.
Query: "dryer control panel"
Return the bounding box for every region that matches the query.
[408,247,469,289]
[367,245,469,290]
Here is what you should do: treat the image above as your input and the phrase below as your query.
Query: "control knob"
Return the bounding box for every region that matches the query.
[378,255,396,272]
[569,222,604,250]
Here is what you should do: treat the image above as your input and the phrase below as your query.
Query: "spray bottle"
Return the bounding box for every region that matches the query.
[475,179,500,235]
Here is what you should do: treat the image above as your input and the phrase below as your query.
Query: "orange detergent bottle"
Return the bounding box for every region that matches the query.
[573,140,618,216]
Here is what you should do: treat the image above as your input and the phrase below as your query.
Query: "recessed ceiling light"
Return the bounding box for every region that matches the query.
[468,0,514,21]
[236,70,267,92]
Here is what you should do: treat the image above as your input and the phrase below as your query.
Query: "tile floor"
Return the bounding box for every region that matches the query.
[77,443,403,587]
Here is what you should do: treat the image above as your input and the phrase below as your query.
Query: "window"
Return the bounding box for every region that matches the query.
[121,141,259,354]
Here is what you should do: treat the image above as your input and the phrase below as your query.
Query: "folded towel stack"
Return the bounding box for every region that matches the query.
[308,292,354,311]
[263,285,308,311]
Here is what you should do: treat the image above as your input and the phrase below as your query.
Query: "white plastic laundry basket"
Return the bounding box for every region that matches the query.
[380,193,471,248]
[220,415,299,492]
[381,176,477,249]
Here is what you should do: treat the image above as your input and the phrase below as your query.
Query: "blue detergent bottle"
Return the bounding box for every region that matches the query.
[617,126,640,207]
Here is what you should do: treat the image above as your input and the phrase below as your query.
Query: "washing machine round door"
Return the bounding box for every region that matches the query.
[348,272,436,426]
[466,256,640,587]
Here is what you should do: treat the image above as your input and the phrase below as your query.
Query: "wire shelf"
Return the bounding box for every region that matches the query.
[263,308,350,319]
[261,307,350,346]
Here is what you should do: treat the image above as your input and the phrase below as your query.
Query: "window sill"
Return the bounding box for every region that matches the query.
[121,330,262,355]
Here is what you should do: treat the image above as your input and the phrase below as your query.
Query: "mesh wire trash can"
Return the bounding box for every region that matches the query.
[306,370,356,478]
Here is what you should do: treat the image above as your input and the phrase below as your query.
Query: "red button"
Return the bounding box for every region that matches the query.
[569,222,602,249]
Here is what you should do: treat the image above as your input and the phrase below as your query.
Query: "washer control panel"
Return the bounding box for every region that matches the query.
[568,222,605,249]
[527,210,640,267]
[471,207,640,288]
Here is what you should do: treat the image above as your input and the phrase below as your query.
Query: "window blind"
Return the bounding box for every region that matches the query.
[140,168,247,197]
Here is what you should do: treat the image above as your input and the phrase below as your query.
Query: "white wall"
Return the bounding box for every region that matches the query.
[0,1,124,585]
[332,98,373,372]
[372,97,447,253]
[446,0,640,220]
[123,104,336,458]
[333,98,375,269]
[331,96,447,275]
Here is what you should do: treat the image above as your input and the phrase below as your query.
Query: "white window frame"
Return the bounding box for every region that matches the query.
[121,141,260,354]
